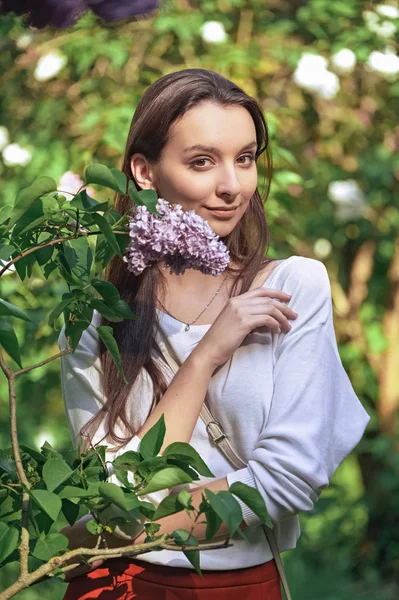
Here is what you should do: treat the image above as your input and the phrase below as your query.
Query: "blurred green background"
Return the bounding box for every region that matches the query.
[0,0,398,598]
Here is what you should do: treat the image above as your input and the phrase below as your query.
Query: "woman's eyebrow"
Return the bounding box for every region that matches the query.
[183,141,257,155]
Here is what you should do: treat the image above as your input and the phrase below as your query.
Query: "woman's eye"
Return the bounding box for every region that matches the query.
[190,157,211,168]
[238,154,256,165]
[189,154,256,170]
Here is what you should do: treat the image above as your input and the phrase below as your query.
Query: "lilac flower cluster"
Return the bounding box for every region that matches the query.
[0,0,159,29]
[123,199,230,276]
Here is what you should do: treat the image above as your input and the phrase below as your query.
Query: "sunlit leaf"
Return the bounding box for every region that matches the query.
[205,489,242,537]
[140,414,166,460]
[0,523,19,564]
[140,467,193,495]
[31,489,62,522]
[0,317,22,368]
[96,325,127,382]
[229,482,273,528]
[6,176,57,230]
[0,299,32,322]
[42,457,73,493]
[31,533,69,561]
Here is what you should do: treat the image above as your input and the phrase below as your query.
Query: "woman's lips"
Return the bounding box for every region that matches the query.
[206,207,238,219]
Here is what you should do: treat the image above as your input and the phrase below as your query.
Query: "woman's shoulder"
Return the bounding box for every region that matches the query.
[256,255,329,291]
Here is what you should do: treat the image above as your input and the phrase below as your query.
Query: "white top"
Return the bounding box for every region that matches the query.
[58,255,370,571]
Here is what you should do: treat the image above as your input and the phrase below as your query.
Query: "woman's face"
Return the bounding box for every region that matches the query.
[130,101,259,237]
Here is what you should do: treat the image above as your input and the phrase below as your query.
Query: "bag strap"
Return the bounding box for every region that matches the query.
[154,339,293,600]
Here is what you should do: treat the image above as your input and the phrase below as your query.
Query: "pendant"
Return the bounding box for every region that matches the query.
[185,324,191,332]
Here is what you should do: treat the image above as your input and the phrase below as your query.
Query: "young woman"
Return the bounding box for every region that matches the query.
[58,69,370,599]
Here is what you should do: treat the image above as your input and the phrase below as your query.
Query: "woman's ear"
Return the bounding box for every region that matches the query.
[130,153,156,191]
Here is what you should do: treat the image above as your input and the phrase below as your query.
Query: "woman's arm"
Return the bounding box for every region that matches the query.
[135,347,216,452]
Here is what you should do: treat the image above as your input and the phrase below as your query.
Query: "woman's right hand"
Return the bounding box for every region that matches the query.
[194,286,297,369]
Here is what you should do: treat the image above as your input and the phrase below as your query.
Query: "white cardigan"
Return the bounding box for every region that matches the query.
[58,255,370,570]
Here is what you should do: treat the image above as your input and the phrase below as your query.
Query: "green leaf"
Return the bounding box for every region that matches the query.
[139,414,166,460]
[69,190,99,210]
[0,244,16,261]
[90,299,124,323]
[0,299,32,322]
[31,489,62,522]
[91,212,121,257]
[229,482,273,528]
[62,237,93,283]
[6,176,57,230]
[85,200,111,213]
[66,320,89,352]
[59,486,100,499]
[96,325,127,383]
[127,184,159,215]
[98,482,127,511]
[205,508,223,541]
[152,495,184,521]
[86,519,102,535]
[110,168,127,195]
[165,458,199,481]
[0,205,12,225]
[205,490,243,537]
[0,449,15,474]
[163,442,214,477]
[13,253,36,282]
[0,523,19,565]
[112,450,142,470]
[42,457,73,493]
[43,260,58,279]
[36,244,54,266]
[128,180,142,205]
[171,529,201,576]
[138,189,159,213]
[112,299,138,321]
[62,499,80,526]
[91,278,120,303]
[85,164,126,194]
[139,501,156,520]
[12,196,56,237]
[115,467,135,489]
[140,467,193,495]
[0,317,22,368]
[31,533,69,561]
[48,294,72,328]
[177,488,193,509]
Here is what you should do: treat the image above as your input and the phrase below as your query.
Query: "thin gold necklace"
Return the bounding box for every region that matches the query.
[157,272,229,331]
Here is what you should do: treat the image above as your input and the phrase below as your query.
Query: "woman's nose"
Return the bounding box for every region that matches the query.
[216,165,241,198]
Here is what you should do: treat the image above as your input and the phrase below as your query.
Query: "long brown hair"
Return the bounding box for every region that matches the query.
[82,68,276,448]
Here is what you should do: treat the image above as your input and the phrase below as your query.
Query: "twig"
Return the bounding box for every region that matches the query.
[0,536,231,599]
[14,349,73,377]
[0,229,128,278]
[0,348,31,577]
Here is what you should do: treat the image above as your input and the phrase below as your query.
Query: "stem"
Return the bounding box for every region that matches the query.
[0,348,31,577]
[13,349,72,377]
[0,229,127,278]
[0,537,231,599]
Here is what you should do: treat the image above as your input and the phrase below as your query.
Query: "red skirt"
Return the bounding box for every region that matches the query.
[63,557,282,600]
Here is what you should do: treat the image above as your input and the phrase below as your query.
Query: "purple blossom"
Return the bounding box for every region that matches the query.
[0,0,159,29]
[123,198,230,276]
